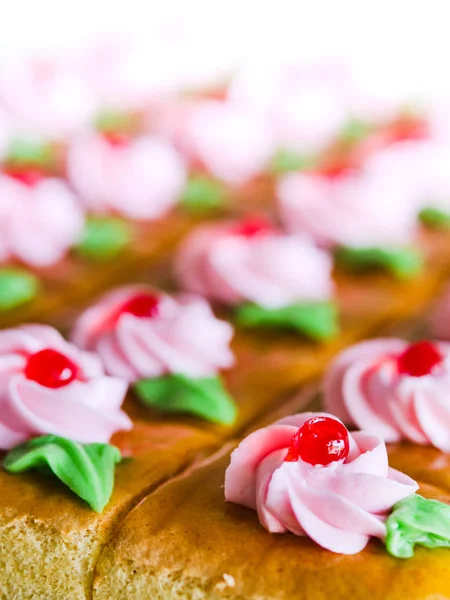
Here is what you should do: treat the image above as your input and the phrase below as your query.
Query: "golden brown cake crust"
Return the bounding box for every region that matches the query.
[0,421,218,600]
[92,447,450,600]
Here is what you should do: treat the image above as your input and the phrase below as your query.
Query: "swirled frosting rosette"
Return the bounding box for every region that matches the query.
[225,412,423,556]
[365,139,450,227]
[177,100,274,186]
[67,123,187,221]
[175,218,337,340]
[0,324,131,450]
[0,168,84,267]
[71,286,236,424]
[0,324,131,512]
[277,168,422,278]
[0,55,96,138]
[229,62,350,160]
[324,338,450,452]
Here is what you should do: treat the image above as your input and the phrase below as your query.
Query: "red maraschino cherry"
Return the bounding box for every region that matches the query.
[232,216,273,238]
[3,165,45,187]
[119,292,160,319]
[285,416,350,465]
[25,348,80,389]
[387,114,429,143]
[102,131,131,148]
[396,341,443,377]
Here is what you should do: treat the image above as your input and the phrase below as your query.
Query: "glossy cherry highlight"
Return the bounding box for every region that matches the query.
[102,131,131,148]
[25,348,80,389]
[232,217,273,238]
[396,341,443,377]
[285,416,350,465]
[119,292,160,319]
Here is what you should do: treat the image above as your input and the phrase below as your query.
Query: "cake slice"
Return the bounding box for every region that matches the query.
[92,444,450,600]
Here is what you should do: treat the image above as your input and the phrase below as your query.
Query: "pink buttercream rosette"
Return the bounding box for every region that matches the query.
[71,287,234,382]
[229,62,351,154]
[0,174,84,267]
[324,339,450,452]
[277,168,419,249]
[175,223,333,308]
[67,133,187,220]
[0,325,131,450]
[225,412,418,554]
[0,55,97,138]
[178,100,274,185]
[365,138,450,215]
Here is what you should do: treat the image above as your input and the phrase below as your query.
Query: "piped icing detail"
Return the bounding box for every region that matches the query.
[0,268,40,311]
[4,434,121,512]
[180,100,274,185]
[67,133,187,220]
[0,56,96,138]
[225,412,418,555]
[323,338,450,451]
[277,169,418,249]
[175,220,334,309]
[0,325,131,450]
[0,173,84,267]
[71,287,234,381]
[71,287,236,424]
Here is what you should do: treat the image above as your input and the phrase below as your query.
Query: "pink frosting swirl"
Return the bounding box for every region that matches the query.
[225,412,418,554]
[175,222,333,307]
[0,324,131,450]
[0,55,96,138]
[0,174,84,267]
[229,62,351,154]
[277,170,419,248]
[67,133,187,220]
[324,339,450,452]
[179,100,274,185]
[365,139,450,214]
[71,287,234,382]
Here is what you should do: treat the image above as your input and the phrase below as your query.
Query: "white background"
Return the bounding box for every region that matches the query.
[1,0,450,99]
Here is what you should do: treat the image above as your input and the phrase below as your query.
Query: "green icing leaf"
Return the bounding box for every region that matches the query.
[419,207,450,229]
[94,109,135,134]
[5,138,55,169]
[134,374,237,425]
[386,494,450,559]
[3,435,121,512]
[269,149,316,174]
[335,246,423,279]
[77,217,132,260]
[180,175,227,212]
[235,301,339,341]
[338,118,373,144]
[0,268,40,311]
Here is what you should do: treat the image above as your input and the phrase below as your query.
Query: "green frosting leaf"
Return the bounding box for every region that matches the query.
[419,207,450,229]
[338,118,373,144]
[77,217,132,260]
[94,109,135,134]
[3,435,121,512]
[235,301,338,341]
[335,245,423,279]
[5,138,55,169]
[269,149,316,174]
[134,374,237,425]
[386,494,450,559]
[0,268,40,311]
[180,175,227,212]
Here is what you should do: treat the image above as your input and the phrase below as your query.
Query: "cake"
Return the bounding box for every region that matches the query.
[2,44,450,600]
